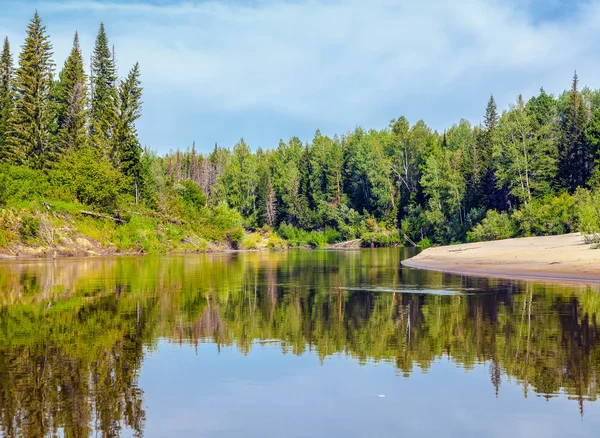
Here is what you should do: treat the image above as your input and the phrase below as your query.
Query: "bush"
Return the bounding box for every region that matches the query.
[19,215,40,241]
[51,150,123,211]
[176,180,207,212]
[241,233,262,250]
[467,210,516,242]
[512,193,578,236]
[0,164,50,204]
[417,237,432,249]
[575,188,600,248]
[267,234,287,250]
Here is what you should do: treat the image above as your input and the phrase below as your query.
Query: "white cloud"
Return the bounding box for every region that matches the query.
[2,0,600,150]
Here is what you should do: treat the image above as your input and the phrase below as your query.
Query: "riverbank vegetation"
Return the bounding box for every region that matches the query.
[1,13,600,255]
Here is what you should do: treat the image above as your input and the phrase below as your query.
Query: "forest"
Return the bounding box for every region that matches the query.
[1,12,600,252]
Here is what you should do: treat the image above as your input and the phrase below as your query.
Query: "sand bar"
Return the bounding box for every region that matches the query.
[401,233,600,283]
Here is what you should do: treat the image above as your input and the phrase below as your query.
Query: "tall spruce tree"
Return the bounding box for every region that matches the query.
[559,72,591,191]
[0,37,13,161]
[116,63,144,203]
[90,23,117,158]
[7,12,55,168]
[482,95,503,209]
[56,32,87,153]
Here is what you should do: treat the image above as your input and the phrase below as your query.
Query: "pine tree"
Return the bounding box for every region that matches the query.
[0,36,13,161]
[56,32,87,153]
[116,63,143,202]
[482,95,504,209]
[6,12,55,168]
[559,72,591,191]
[90,23,117,157]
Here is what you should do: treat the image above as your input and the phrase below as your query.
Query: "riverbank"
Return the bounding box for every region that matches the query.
[402,233,600,283]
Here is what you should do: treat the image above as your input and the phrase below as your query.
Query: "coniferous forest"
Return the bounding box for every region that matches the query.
[1,13,600,254]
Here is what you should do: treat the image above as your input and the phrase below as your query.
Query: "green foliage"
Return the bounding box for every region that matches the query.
[19,215,40,241]
[176,179,207,212]
[267,233,287,250]
[417,237,432,249]
[575,188,600,248]
[512,193,578,236]
[51,149,123,211]
[6,12,55,169]
[55,32,87,153]
[90,23,117,153]
[241,233,262,250]
[0,36,13,160]
[0,164,50,202]
[467,210,516,242]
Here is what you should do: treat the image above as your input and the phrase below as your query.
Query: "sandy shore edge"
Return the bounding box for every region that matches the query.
[401,233,600,284]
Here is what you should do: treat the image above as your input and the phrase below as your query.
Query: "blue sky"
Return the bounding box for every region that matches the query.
[0,0,597,154]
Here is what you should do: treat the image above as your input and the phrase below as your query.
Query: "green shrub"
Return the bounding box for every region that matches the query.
[267,234,287,250]
[512,193,578,236]
[575,188,600,248]
[417,237,432,249]
[241,233,262,250]
[0,164,50,204]
[19,215,40,241]
[467,210,516,242]
[51,150,123,211]
[176,180,206,212]
[307,232,328,248]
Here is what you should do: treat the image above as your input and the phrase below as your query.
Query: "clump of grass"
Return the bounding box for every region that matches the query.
[241,233,262,250]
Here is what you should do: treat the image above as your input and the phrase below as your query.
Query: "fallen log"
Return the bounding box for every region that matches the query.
[80,210,126,224]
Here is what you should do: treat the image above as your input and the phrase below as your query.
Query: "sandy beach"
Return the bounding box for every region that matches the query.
[402,233,600,283]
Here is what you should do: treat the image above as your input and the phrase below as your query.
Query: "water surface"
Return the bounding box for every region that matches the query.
[1,249,599,437]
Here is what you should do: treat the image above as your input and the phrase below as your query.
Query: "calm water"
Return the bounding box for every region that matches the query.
[1,248,599,437]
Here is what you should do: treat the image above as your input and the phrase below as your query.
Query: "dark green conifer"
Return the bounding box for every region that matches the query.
[7,12,55,168]
[559,72,591,191]
[90,23,117,157]
[56,32,88,153]
[0,36,13,161]
[116,63,144,202]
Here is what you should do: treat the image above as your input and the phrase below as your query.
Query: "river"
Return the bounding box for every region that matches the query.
[0,249,599,437]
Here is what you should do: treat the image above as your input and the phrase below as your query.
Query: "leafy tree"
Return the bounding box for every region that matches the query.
[0,37,13,161]
[219,139,258,225]
[494,94,557,204]
[90,23,118,157]
[6,12,55,169]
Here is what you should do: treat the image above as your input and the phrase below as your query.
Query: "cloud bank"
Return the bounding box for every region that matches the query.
[1,0,598,152]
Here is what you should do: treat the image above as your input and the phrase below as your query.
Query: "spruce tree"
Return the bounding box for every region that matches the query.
[90,23,117,157]
[7,12,55,168]
[0,36,13,161]
[482,95,503,209]
[559,72,591,191]
[116,63,143,202]
[56,32,87,153]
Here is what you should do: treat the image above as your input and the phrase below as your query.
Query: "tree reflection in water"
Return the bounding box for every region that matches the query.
[0,249,599,436]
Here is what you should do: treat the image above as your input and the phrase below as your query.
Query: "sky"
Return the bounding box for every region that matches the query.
[0,0,597,154]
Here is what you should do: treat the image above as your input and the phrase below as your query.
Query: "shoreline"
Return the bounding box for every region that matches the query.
[401,233,600,285]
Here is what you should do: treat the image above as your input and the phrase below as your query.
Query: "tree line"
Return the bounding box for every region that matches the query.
[1,12,600,247]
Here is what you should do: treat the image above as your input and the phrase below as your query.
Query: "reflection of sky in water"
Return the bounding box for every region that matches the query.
[134,341,600,438]
[340,286,464,296]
